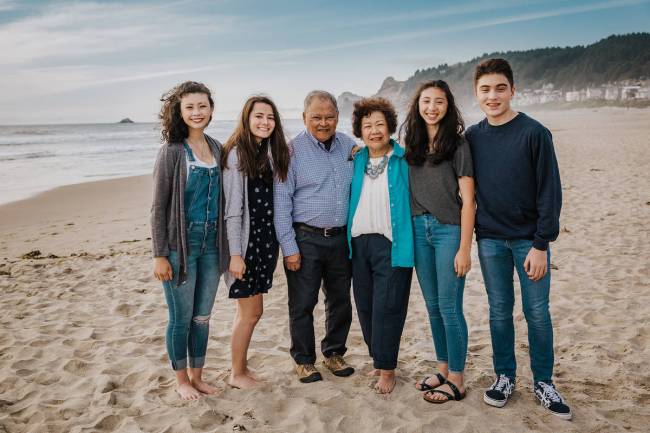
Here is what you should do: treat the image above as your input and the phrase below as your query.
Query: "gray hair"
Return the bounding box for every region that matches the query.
[303,90,338,113]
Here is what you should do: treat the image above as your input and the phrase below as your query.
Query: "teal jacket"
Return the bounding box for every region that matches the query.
[347,140,414,267]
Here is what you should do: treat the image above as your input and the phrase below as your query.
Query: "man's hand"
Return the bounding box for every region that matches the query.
[229,255,246,280]
[284,253,301,271]
[349,145,361,160]
[524,247,548,282]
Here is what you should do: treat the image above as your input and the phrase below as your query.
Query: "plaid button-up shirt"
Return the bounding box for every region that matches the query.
[274,130,356,256]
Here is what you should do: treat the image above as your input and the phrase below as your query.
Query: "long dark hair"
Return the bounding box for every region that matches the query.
[159,81,214,144]
[221,95,289,182]
[401,80,464,166]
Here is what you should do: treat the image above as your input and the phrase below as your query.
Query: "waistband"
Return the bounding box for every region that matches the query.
[294,222,346,237]
[188,220,218,229]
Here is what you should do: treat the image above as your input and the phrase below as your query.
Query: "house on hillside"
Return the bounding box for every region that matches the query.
[604,85,619,101]
[565,91,581,102]
[586,87,603,99]
[622,86,641,99]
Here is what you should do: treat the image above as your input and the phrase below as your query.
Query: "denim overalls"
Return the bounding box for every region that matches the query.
[162,142,220,370]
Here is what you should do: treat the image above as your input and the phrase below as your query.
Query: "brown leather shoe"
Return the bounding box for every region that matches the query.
[322,353,355,377]
[295,363,323,383]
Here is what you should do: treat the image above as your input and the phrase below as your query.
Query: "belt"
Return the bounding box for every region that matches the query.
[294,222,346,237]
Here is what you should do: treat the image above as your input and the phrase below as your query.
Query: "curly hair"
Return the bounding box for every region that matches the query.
[159,81,214,144]
[221,95,290,182]
[400,80,464,166]
[351,97,397,139]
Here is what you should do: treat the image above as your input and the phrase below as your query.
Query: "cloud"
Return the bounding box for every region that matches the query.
[0,0,14,11]
[259,0,650,58]
[0,1,239,65]
[332,0,545,28]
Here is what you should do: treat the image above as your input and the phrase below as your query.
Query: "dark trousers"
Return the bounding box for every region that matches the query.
[286,228,352,365]
[352,234,412,370]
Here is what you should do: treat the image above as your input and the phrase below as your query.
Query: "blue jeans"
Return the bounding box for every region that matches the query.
[163,222,220,370]
[413,215,468,373]
[477,238,554,383]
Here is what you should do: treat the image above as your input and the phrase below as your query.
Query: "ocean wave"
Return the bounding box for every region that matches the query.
[0,151,56,161]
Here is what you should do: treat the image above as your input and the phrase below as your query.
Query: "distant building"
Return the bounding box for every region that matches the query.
[622,85,641,99]
[586,87,603,99]
[565,91,581,102]
[604,85,619,101]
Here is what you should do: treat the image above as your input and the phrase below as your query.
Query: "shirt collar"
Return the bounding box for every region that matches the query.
[305,130,339,152]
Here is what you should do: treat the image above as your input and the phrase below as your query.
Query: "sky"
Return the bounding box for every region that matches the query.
[0,0,648,124]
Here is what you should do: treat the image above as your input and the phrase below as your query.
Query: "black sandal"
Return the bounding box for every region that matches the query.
[423,380,466,404]
[415,373,446,392]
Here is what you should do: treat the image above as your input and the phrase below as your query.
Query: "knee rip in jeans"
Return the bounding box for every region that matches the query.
[192,315,211,326]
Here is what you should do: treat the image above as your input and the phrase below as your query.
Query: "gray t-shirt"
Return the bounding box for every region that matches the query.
[409,138,474,225]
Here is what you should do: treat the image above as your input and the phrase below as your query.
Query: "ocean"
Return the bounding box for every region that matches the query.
[0,119,354,205]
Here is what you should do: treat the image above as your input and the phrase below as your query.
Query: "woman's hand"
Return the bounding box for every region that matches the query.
[229,255,246,280]
[153,257,173,281]
[454,248,471,278]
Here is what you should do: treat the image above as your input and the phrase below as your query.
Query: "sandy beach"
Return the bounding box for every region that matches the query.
[1,107,649,433]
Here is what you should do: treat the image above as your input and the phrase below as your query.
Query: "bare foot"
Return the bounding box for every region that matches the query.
[176,382,201,400]
[229,373,259,389]
[366,369,381,377]
[374,370,396,394]
[245,368,263,382]
[191,378,220,395]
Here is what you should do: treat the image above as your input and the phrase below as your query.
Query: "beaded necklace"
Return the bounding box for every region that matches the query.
[364,154,389,179]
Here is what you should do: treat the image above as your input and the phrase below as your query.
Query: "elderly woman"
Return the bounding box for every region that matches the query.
[347,97,413,394]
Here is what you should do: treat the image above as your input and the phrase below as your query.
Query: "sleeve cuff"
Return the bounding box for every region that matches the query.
[280,241,300,257]
[533,239,548,251]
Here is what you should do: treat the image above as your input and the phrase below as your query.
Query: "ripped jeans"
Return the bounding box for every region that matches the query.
[163,222,220,370]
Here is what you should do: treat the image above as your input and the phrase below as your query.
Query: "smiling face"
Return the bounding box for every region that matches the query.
[418,86,448,128]
[303,97,338,143]
[180,92,213,131]
[475,73,516,124]
[361,111,391,156]
[249,102,275,143]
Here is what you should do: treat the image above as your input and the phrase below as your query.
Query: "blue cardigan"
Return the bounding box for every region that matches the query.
[347,140,414,267]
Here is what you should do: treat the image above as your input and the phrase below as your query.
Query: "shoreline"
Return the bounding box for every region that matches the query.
[0,174,152,259]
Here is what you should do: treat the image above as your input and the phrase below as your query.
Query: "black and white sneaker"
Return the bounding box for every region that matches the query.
[483,374,515,408]
[534,381,572,420]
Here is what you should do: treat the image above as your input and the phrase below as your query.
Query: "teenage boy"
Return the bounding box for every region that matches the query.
[465,58,571,420]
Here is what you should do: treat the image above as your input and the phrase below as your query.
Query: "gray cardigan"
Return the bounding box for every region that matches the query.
[150,134,229,284]
[222,149,251,289]
[222,146,278,289]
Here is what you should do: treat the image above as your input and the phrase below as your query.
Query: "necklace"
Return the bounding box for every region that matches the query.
[187,138,213,163]
[364,154,388,179]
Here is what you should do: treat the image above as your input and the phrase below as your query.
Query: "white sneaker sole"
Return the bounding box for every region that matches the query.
[483,393,508,408]
[542,405,572,420]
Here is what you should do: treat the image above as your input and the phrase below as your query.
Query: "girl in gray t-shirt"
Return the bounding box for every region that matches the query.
[401,80,475,404]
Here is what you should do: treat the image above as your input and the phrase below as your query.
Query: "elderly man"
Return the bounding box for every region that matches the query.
[274,90,356,383]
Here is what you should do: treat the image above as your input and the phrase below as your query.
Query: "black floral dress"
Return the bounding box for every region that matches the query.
[229,162,279,298]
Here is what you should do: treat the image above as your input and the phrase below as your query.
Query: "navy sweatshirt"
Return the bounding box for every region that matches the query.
[465,113,562,251]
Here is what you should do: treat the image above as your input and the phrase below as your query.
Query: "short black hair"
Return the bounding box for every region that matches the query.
[474,58,514,88]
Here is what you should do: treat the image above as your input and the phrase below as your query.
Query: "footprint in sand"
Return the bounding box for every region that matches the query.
[63,359,92,376]
[114,303,138,317]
